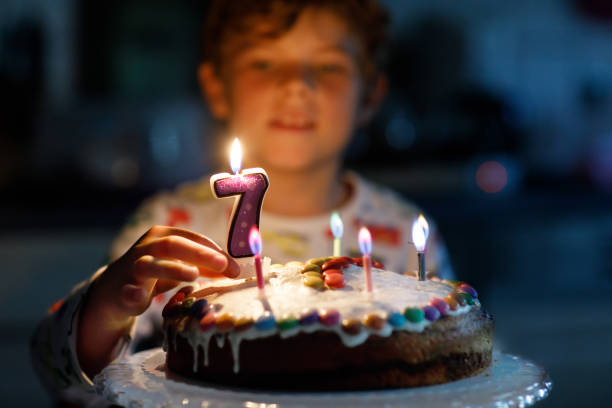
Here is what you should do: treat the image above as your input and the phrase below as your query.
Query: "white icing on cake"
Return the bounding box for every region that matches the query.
[199,262,458,320]
[168,259,474,373]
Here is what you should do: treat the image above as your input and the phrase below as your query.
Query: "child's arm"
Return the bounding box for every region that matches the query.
[31,193,237,403]
[77,225,239,378]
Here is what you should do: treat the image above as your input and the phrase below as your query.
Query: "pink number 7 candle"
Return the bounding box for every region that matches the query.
[210,138,269,258]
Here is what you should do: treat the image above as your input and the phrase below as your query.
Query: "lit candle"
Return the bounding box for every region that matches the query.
[412,214,430,281]
[210,138,269,258]
[358,226,373,293]
[330,211,343,257]
[248,226,265,294]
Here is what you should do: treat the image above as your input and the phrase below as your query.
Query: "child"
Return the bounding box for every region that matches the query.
[32,0,452,405]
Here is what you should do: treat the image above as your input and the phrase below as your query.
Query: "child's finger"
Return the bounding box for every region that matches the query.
[143,226,240,277]
[197,267,229,278]
[136,235,229,272]
[120,284,149,315]
[146,225,223,250]
[160,227,242,278]
[132,255,199,283]
[154,279,180,295]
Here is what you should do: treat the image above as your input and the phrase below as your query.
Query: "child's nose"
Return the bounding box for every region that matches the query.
[278,64,316,95]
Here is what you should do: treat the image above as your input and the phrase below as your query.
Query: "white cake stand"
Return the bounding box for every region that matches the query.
[94,348,551,408]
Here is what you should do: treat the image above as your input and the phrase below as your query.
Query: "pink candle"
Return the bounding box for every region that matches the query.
[248,226,265,292]
[358,227,373,293]
[210,139,269,258]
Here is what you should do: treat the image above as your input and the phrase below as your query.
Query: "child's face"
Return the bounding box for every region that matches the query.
[201,8,381,172]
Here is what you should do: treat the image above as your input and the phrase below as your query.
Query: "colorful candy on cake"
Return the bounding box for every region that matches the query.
[162,256,493,390]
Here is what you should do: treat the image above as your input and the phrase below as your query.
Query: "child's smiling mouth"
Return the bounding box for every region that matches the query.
[269,117,316,132]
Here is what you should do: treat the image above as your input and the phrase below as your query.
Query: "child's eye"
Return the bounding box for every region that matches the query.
[318,63,348,74]
[250,60,272,71]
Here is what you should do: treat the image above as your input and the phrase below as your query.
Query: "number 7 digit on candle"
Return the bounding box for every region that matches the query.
[210,138,269,258]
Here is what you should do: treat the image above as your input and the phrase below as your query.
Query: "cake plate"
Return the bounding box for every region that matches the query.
[94,348,551,408]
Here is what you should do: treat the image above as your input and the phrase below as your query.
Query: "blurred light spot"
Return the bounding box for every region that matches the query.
[587,132,612,191]
[150,121,181,167]
[111,157,139,187]
[385,116,416,150]
[476,161,507,193]
[244,402,277,408]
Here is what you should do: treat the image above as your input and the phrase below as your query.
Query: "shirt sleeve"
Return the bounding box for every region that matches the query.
[30,267,135,405]
[30,196,168,404]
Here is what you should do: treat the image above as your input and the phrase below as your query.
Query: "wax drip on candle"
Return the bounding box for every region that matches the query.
[412,214,429,281]
[330,211,343,257]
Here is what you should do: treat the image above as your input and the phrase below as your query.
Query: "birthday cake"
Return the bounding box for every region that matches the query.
[162,256,493,390]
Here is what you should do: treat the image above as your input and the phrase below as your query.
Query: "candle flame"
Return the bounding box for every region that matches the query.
[412,214,429,252]
[418,214,429,239]
[248,225,262,255]
[358,226,372,255]
[330,211,343,239]
[230,138,242,174]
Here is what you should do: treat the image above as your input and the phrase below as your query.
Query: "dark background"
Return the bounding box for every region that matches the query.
[2,0,612,406]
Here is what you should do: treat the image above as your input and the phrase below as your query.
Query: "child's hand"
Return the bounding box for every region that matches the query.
[78,226,239,377]
[97,225,240,317]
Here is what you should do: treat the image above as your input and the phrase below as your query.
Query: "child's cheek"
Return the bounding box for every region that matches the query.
[238,72,274,89]
[231,74,275,108]
[319,77,359,106]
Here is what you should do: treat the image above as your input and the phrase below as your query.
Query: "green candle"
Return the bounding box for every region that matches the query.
[330,211,343,257]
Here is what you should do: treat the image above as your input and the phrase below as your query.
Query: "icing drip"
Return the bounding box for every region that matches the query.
[215,334,225,348]
[181,327,215,368]
[185,336,199,372]
[176,306,473,374]
[202,334,211,366]
[227,333,243,373]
